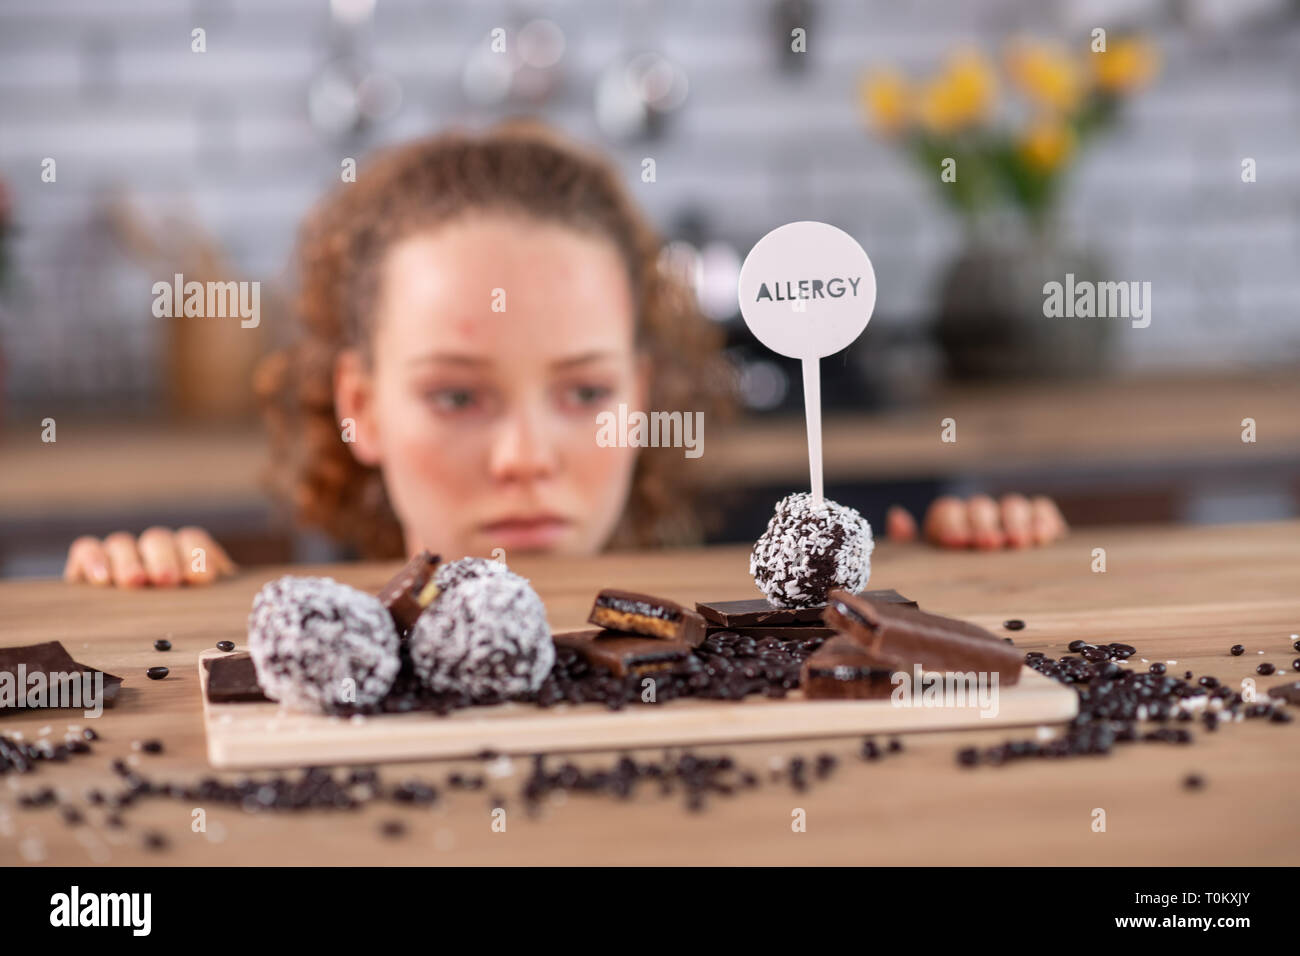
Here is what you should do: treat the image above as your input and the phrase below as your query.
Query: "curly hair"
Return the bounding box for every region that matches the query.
[255,119,734,559]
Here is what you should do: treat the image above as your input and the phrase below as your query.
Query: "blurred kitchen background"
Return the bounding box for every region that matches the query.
[1,0,1298,576]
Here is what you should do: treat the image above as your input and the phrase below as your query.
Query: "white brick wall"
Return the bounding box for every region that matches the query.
[1,0,1297,408]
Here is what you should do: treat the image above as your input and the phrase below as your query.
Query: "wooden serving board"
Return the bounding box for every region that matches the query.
[197,649,1077,769]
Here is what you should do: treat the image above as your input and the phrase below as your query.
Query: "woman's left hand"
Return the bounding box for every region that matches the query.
[885,494,1068,549]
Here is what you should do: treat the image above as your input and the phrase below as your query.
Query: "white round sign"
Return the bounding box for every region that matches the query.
[736,221,876,360]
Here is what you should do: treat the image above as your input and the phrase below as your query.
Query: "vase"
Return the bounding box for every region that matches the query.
[935,235,1112,380]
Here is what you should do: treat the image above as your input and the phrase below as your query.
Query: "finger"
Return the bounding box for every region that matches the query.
[999,494,1034,548]
[966,495,1005,550]
[176,527,220,584]
[1031,496,1068,543]
[924,496,971,548]
[104,532,149,588]
[178,526,236,579]
[139,527,182,587]
[64,536,111,586]
[1029,496,1060,545]
[885,505,918,543]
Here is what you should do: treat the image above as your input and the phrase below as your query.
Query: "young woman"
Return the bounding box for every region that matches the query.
[63,120,1066,588]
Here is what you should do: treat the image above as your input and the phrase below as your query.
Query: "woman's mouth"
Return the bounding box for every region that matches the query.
[478,514,573,551]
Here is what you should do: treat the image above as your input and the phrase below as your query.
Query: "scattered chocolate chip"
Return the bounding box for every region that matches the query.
[82,728,99,741]
[216,640,236,652]
[1257,663,1275,676]
[1292,659,1300,672]
[146,666,169,681]
[1149,662,1167,675]
[1198,676,1219,689]
[1067,640,1087,653]
[142,831,168,851]
[154,639,172,652]
[1003,619,1025,631]
[140,740,163,754]
[380,820,406,838]
[104,814,125,828]
[887,737,903,753]
[1230,644,1244,656]
[1183,774,1204,790]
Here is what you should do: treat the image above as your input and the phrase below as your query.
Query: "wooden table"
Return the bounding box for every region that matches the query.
[3,521,1298,865]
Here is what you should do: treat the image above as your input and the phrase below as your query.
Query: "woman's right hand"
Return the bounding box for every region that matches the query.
[64,527,237,588]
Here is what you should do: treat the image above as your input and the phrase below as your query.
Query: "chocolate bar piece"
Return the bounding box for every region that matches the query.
[553,629,692,678]
[825,590,1021,684]
[203,653,269,704]
[706,626,838,641]
[696,589,917,628]
[800,636,901,700]
[588,589,706,646]
[376,550,441,632]
[0,642,123,711]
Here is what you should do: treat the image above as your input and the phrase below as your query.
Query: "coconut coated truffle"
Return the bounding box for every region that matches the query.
[749,492,874,608]
[247,575,401,712]
[408,568,553,700]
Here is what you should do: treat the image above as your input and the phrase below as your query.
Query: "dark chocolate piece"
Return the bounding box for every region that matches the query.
[588,589,706,646]
[0,642,123,711]
[552,629,692,678]
[824,590,1022,684]
[706,625,839,640]
[376,550,441,633]
[696,589,916,628]
[800,636,900,700]
[203,653,269,704]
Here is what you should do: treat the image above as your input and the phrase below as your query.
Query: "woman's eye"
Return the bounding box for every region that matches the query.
[427,388,478,412]
[565,384,612,406]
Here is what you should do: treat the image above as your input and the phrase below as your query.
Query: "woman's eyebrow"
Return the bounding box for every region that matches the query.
[405,353,490,368]
[551,351,618,369]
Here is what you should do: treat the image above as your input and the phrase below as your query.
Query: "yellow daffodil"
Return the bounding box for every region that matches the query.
[917,49,996,135]
[1018,117,1075,172]
[1092,36,1159,93]
[859,68,911,135]
[1005,39,1082,113]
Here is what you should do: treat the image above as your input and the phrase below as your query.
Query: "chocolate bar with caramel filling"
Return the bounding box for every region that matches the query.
[588,589,707,646]
[706,626,838,640]
[800,636,901,700]
[376,550,441,633]
[553,629,692,678]
[696,589,917,628]
[825,590,1021,684]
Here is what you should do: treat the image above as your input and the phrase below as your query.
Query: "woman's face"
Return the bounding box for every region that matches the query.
[336,212,647,560]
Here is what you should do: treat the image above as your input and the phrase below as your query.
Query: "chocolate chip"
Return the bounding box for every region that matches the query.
[1149,662,1166,675]
[142,831,168,851]
[1003,619,1025,631]
[1257,663,1275,676]
[1230,644,1244,656]
[1292,659,1300,672]
[380,820,406,838]
[154,639,172,652]
[1183,773,1204,790]
[146,666,169,680]
[216,641,236,652]
[82,728,99,741]
[140,740,163,754]
[887,737,903,753]
[1067,640,1087,652]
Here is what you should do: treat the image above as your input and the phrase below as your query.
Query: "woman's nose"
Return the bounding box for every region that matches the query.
[488,407,559,483]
